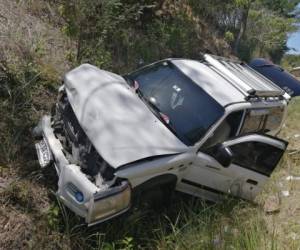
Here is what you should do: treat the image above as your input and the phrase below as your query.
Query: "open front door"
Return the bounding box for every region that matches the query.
[222,134,287,200]
[180,134,287,201]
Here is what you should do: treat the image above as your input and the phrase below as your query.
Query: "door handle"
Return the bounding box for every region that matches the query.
[246,179,258,185]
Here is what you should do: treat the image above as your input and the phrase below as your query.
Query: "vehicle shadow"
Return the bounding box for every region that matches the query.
[64,190,243,249]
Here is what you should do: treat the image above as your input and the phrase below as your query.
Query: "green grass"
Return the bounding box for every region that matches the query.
[2,99,300,249]
[38,196,279,250]
[39,98,300,250]
[2,98,300,250]
[44,197,265,249]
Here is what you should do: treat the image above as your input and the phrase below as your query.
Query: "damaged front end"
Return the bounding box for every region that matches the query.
[33,88,131,225]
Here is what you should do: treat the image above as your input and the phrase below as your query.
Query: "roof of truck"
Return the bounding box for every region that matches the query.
[171,59,245,106]
[169,54,285,107]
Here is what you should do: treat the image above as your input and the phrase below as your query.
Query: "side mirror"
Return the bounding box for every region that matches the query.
[214,144,233,168]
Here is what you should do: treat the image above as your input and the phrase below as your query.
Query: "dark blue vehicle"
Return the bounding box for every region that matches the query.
[250,58,300,97]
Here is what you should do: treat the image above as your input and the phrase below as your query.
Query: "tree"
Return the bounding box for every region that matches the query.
[242,6,296,61]
[259,0,300,16]
[233,0,253,54]
[59,0,147,69]
[58,0,299,67]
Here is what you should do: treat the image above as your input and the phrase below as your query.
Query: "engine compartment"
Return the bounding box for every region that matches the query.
[51,89,115,186]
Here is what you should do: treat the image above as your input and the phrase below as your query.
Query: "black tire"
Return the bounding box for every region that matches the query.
[134,182,175,211]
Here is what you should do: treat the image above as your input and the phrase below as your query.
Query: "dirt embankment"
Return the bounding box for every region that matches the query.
[0,0,73,248]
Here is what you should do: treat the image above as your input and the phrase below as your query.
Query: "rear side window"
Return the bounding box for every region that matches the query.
[229,141,284,176]
[264,107,284,132]
[240,107,284,134]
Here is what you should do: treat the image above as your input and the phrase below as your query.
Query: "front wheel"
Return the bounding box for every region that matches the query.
[134,183,175,211]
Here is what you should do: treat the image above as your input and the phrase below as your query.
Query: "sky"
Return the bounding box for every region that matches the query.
[287,3,300,54]
[287,29,300,54]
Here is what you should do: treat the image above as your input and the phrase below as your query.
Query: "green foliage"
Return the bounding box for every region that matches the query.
[0,58,41,164]
[259,0,299,16]
[282,54,300,70]
[240,6,296,62]
[234,0,252,8]
[47,204,61,230]
[41,196,276,249]
[59,0,152,70]
[225,31,235,43]
[57,0,298,67]
[242,0,298,61]
[58,0,230,72]
[120,237,134,250]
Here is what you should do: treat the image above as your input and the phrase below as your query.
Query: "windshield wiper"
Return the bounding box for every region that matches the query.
[123,75,136,88]
[131,80,180,137]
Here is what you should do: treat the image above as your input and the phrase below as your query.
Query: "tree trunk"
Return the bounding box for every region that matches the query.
[76,25,83,62]
[234,2,251,55]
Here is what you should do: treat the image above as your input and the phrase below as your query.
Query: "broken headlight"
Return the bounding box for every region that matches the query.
[87,181,131,225]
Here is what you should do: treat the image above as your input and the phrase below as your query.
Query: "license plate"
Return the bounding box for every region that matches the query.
[35,139,52,167]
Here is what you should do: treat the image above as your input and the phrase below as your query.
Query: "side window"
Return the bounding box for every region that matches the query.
[229,141,284,176]
[264,107,284,132]
[240,107,284,134]
[240,110,266,134]
[202,111,244,149]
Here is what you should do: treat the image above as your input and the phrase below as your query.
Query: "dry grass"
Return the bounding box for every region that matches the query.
[0,0,73,165]
[0,0,72,79]
[257,97,300,250]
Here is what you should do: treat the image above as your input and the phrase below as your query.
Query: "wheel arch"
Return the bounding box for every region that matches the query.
[132,173,178,195]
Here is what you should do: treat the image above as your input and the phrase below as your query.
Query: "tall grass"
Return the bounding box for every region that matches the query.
[45,194,277,249]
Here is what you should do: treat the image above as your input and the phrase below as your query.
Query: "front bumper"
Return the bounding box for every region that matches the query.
[34,115,131,225]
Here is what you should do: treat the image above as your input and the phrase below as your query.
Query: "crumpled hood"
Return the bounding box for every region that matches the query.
[64,64,187,168]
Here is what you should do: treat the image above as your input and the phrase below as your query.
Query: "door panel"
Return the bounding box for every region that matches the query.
[182,134,287,201]
[185,152,232,195]
[223,163,268,200]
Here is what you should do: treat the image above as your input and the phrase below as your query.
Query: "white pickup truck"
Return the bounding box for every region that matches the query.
[33,54,297,226]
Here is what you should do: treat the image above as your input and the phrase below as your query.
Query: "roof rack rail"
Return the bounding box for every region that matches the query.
[203,54,285,99]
